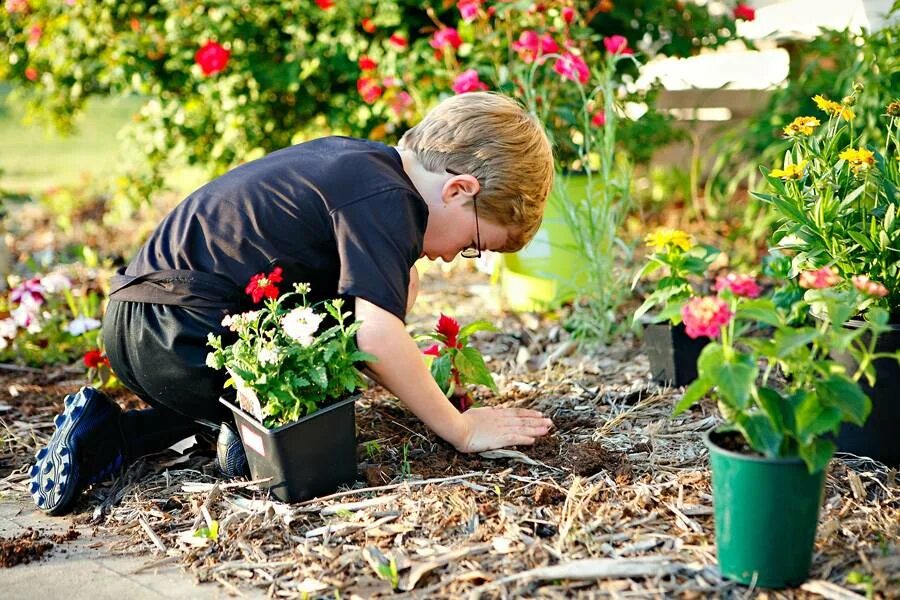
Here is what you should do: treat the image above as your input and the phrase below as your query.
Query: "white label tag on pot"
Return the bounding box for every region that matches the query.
[240,424,266,457]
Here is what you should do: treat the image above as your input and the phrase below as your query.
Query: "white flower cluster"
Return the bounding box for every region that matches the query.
[281,306,324,347]
[221,310,261,332]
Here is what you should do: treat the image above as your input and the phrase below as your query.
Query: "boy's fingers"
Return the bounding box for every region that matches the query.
[505,434,537,446]
[515,424,552,437]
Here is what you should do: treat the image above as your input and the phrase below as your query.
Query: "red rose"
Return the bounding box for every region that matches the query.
[388,33,407,49]
[315,0,334,9]
[361,18,376,33]
[195,41,230,76]
[358,55,377,71]
[24,66,38,81]
[245,267,283,304]
[357,77,383,103]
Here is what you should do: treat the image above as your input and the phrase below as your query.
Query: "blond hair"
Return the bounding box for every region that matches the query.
[398,92,554,251]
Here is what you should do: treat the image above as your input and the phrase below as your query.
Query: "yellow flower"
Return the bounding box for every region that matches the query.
[783,116,821,137]
[770,160,807,180]
[812,94,854,121]
[839,147,875,173]
[644,228,694,252]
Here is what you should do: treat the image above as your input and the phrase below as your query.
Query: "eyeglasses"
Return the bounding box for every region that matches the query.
[446,169,482,259]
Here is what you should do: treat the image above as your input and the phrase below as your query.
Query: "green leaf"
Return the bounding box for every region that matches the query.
[455,346,497,391]
[735,298,782,327]
[756,387,792,432]
[696,343,724,381]
[736,413,783,457]
[773,327,819,358]
[715,352,758,410]
[815,374,871,426]
[430,354,452,395]
[798,438,835,473]
[795,391,842,442]
[457,320,497,344]
[673,377,711,415]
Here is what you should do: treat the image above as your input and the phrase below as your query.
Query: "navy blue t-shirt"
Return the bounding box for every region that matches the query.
[126,137,428,321]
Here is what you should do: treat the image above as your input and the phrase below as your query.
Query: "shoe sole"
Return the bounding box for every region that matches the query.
[29,388,118,515]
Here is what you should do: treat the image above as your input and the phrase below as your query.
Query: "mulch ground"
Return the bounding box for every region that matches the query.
[0,267,897,598]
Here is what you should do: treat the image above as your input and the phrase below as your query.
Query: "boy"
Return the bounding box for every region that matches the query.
[30,92,556,515]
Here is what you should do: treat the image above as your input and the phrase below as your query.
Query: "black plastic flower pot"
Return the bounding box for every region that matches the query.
[219,394,359,503]
[705,430,827,588]
[831,319,900,466]
[643,322,708,387]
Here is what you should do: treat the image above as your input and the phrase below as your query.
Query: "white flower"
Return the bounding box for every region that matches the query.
[222,310,260,332]
[281,307,323,347]
[67,316,102,336]
[11,305,39,331]
[0,318,17,339]
[258,346,280,365]
[40,272,72,294]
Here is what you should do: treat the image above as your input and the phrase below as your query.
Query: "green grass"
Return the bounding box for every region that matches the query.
[0,85,142,193]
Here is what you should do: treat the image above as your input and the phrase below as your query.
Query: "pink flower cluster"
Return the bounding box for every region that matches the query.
[457,0,481,22]
[452,69,488,94]
[553,52,589,84]
[714,273,762,298]
[852,275,888,298]
[681,296,733,339]
[431,27,463,52]
[798,267,840,289]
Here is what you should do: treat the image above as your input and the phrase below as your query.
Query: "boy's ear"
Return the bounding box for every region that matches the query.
[443,173,480,204]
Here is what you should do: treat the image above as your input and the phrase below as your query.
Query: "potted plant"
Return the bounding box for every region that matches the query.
[417,313,497,412]
[754,87,900,464]
[207,271,374,502]
[674,271,889,587]
[631,228,722,386]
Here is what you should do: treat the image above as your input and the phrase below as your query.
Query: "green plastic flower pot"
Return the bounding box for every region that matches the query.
[705,430,827,588]
[499,175,592,311]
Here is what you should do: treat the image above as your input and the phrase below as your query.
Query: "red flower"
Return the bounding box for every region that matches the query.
[245,267,283,304]
[358,55,377,71]
[423,343,442,357]
[24,66,38,81]
[195,41,230,76]
[452,69,489,94]
[553,52,589,84]
[436,313,461,347]
[603,35,633,55]
[591,110,606,127]
[83,349,110,369]
[714,273,762,298]
[430,27,463,51]
[734,4,755,21]
[562,6,576,24]
[388,33,407,49]
[130,18,141,32]
[681,296,733,339]
[361,18,376,33]
[315,0,334,9]
[357,77,383,103]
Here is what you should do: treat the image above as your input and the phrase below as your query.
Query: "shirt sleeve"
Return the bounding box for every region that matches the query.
[330,188,426,321]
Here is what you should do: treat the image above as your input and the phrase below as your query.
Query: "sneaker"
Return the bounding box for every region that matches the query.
[30,386,126,515]
[216,422,249,478]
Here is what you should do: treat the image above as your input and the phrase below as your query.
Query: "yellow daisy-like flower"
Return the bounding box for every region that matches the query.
[783,116,821,137]
[839,147,875,173]
[769,160,807,180]
[644,228,694,252]
[812,94,855,121]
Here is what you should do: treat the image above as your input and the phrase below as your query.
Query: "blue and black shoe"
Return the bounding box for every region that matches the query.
[216,422,249,479]
[29,386,126,515]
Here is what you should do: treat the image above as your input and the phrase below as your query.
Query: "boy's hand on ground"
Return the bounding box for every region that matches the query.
[453,407,553,453]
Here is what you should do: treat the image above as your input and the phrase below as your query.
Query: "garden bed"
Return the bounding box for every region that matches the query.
[0,267,897,598]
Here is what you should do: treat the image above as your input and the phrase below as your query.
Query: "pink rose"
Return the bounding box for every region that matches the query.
[430,27,463,51]
[553,52,589,84]
[562,6,576,24]
[603,34,633,55]
[851,275,888,298]
[512,30,558,64]
[457,0,481,22]
[195,41,230,76]
[452,69,489,94]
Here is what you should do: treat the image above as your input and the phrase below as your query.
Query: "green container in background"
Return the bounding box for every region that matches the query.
[705,430,827,588]
[499,175,593,312]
